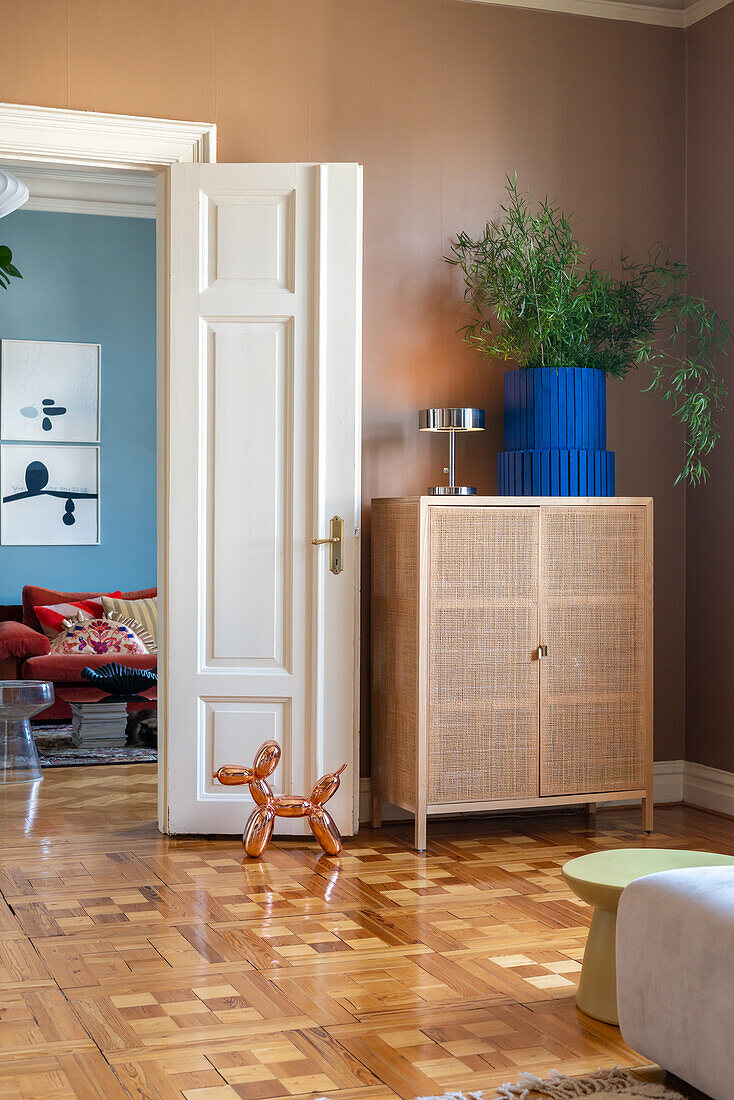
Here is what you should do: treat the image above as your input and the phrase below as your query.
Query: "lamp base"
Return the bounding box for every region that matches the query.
[427,485,477,495]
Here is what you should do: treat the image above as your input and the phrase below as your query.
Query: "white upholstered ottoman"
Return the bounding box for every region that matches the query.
[616,865,734,1100]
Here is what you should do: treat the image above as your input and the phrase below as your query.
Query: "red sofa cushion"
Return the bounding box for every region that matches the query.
[0,621,51,661]
[22,586,157,632]
[23,652,157,682]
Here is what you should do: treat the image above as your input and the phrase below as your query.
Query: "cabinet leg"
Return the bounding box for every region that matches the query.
[587,802,597,822]
[414,811,427,852]
[642,796,653,834]
[371,788,381,829]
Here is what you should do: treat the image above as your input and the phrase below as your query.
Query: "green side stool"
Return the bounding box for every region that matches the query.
[562,848,734,1025]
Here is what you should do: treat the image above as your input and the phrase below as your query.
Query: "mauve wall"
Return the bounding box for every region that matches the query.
[686,3,734,773]
[0,0,687,769]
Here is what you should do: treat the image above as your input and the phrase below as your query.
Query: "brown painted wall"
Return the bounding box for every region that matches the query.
[0,0,687,768]
[685,3,734,772]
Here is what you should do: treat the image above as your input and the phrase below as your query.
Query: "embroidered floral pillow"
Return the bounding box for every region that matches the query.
[50,618,150,656]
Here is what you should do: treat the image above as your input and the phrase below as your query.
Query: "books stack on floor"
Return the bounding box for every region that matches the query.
[70,702,129,748]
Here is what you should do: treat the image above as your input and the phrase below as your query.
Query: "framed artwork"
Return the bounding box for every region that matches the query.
[1,444,99,545]
[1,339,100,443]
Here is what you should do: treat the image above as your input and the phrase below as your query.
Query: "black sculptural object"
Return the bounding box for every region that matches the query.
[81,663,157,701]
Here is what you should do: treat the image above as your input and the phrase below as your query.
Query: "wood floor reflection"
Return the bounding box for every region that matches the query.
[0,765,730,1099]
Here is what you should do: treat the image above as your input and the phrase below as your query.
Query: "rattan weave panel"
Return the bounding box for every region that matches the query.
[371,500,419,808]
[427,507,539,803]
[540,505,647,795]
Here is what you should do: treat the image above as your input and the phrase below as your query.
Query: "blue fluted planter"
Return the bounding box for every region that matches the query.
[498,367,615,496]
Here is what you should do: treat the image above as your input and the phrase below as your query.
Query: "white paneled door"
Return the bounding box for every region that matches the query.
[164,163,362,836]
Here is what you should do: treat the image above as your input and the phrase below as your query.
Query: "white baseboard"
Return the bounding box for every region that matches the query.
[684,761,734,817]
[359,778,410,823]
[654,759,685,804]
[359,759,734,824]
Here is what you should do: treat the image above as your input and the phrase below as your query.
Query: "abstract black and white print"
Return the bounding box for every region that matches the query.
[1,339,100,442]
[1,444,99,545]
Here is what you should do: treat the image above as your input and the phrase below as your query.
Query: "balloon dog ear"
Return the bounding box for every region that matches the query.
[253,740,281,779]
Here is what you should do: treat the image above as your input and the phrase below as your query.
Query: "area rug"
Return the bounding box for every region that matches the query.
[417,1069,685,1100]
[32,725,157,767]
[496,1068,685,1099]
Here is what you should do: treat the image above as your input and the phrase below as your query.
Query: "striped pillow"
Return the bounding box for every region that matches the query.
[102,594,158,649]
[34,593,122,640]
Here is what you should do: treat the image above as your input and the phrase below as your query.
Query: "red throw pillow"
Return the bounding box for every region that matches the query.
[34,592,122,640]
[23,586,155,631]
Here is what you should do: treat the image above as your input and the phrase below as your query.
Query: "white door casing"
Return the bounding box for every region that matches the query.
[166,162,362,835]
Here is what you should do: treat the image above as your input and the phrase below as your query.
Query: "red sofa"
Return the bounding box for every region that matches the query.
[0,586,157,719]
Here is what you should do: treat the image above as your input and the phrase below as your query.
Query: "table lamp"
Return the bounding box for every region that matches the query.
[419,407,485,495]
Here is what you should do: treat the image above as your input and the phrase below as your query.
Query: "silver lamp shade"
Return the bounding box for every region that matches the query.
[0,170,29,218]
[419,406,485,495]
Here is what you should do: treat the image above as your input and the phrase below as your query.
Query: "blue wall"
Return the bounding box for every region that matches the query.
[0,210,156,604]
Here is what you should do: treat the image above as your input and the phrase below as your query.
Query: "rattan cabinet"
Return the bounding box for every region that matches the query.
[371,497,653,850]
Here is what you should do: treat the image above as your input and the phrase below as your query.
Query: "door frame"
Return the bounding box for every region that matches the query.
[0,103,362,833]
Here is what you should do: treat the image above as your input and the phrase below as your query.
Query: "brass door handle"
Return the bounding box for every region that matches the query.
[312,515,344,574]
[538,644,548,659]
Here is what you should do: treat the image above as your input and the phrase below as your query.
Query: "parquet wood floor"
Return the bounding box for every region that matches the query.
[1,766,732,1099]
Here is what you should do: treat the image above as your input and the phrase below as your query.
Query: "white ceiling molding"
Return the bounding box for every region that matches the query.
[8,162,156,218]
[0,103,215,169]
[23,195,154,218]
[459,0,732,27]
[682,0,733,25]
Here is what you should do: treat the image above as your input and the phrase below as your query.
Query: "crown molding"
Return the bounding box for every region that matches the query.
[459,0,732,27]
[22,196,155,218]
[10,162,155,186]
[682,0,733,24]
[0,103,216,169]
[8,161,156,218]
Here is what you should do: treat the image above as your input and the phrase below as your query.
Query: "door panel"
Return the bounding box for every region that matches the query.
[165,163,361,834]
[203,190,294,291]
[427,506,540,804]
[206,320,291,669]
[201,699,289,799]
[540,505,648,795]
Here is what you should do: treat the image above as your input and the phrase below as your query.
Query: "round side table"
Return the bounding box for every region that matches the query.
[563,847,734,1025]
[0,680,54,784]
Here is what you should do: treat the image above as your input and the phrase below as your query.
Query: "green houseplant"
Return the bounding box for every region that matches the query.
[447,176,731,488]
[0,244,20,288]
[0,245,21,291]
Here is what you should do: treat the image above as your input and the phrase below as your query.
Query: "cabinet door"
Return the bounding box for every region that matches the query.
[427,506,540,803]
[539,505,651,796]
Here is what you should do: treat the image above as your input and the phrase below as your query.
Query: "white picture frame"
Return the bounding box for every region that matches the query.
[0,444,100,546]
[1,339,101,443]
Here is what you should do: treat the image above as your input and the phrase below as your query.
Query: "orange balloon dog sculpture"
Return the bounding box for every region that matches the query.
[214,740,347,857]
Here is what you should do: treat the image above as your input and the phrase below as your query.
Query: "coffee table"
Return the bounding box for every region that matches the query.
[61,663,158,750]
[563,847,734,1024]
[0,680,54,783]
